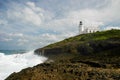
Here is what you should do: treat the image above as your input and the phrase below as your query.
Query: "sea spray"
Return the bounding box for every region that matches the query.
[0,50,47,80]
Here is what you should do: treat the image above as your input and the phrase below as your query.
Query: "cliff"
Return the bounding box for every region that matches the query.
[6,29,120,80]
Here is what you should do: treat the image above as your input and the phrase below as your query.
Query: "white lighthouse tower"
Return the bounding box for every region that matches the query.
[79,21,84,34]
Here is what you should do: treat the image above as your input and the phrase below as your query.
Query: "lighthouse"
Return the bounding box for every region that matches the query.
[79,21,84,34]
[78,21,99,34]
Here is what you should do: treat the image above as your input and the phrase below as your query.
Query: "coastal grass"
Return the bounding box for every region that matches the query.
[45,29,120,49]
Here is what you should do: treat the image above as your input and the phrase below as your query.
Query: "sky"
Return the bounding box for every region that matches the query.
[0,0,120,50]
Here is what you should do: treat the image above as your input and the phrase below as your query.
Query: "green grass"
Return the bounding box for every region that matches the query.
[44,29,120,49]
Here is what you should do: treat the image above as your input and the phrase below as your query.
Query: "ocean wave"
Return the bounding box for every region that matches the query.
[0,50,47,80]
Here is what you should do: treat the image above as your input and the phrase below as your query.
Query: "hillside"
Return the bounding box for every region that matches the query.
[6,29,120,80]
[35,29,120,57]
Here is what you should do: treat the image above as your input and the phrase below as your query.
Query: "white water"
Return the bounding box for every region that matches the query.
[0,50,47,80]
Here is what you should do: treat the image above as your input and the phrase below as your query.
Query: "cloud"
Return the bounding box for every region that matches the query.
[67,10,100,26]
[98,0,120,22]
[3,38,12,42]
[0,38,12,42]
[0,32,24,42]
[7,1,45,26]
[60,0,120,29]
[8,33,23,37]
[0,20,7,25]
[19,31,76,49]
[18,39,29,46]
[105,26,120,30]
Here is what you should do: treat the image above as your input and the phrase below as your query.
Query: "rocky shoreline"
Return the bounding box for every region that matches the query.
[5,54,120,80]
[6,29,120,80]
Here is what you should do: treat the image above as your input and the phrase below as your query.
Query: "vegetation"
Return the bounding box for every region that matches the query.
[44,29,120,48]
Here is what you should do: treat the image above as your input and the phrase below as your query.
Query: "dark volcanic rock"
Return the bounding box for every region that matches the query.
[35,47,63,57]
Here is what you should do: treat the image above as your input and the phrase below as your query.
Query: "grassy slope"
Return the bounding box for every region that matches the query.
[45,29,120,48]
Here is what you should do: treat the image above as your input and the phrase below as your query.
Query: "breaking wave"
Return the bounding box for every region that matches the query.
[0,50,47,80]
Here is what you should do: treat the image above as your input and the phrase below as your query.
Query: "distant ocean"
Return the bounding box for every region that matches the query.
[0,50,47,80]
[0,50,27,55]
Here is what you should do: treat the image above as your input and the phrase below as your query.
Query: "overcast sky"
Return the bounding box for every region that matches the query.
[0,0,120,50]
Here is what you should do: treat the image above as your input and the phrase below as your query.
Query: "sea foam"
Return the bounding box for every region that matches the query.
[0,50,47,80]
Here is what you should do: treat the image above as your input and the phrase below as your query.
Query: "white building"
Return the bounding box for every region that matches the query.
[79,21,99,34]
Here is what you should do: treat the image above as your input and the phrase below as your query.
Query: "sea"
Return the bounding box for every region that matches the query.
[0,50,47,80]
